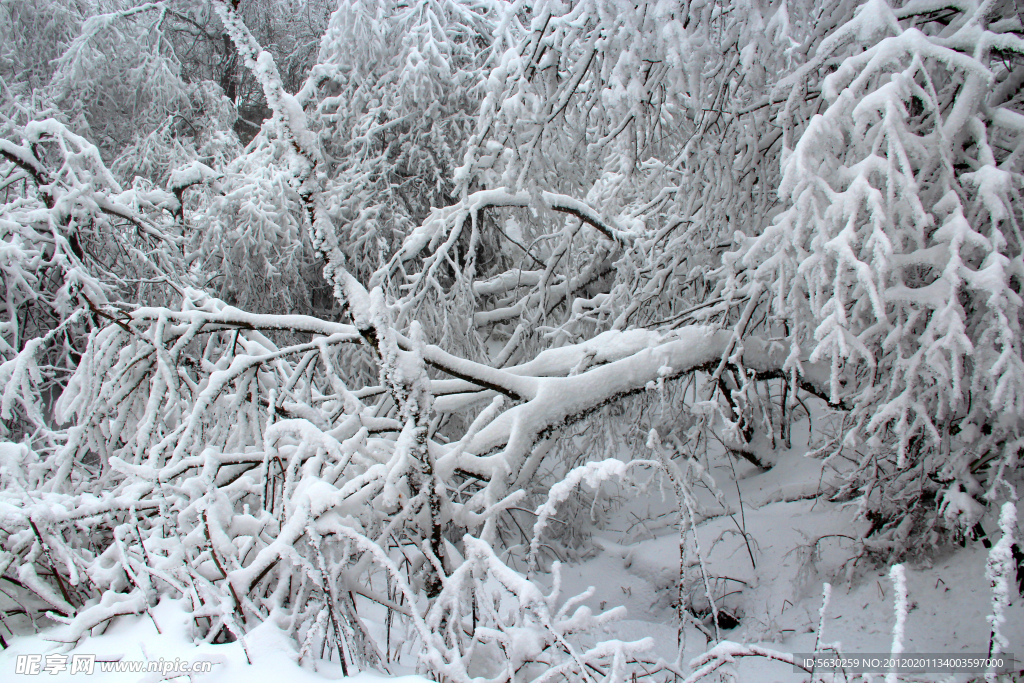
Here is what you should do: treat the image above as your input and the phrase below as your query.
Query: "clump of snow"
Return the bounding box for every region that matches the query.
[167,162,221,193]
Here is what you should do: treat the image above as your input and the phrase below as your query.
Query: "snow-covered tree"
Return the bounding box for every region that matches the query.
[726,0,1024,541]
[1,0,1022,679]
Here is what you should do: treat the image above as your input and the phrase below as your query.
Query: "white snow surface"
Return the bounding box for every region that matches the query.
[4,417,1020,682]
[1,597,432,683]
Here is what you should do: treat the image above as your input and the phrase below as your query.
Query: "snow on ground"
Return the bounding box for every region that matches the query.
[3,416,1020,682]
[546,422,1024,682]
[559,493,1024,681]
[0,597,431,682]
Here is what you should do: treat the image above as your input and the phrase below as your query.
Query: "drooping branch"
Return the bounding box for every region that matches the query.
[391,188,633,271]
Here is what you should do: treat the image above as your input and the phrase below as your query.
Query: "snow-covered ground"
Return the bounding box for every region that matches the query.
[4,418,1019,682]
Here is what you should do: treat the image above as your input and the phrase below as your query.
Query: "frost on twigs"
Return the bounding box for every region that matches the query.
[986,501,1018,680]
[887,564,908,683]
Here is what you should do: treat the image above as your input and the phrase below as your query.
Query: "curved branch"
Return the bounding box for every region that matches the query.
[440,327,838,481]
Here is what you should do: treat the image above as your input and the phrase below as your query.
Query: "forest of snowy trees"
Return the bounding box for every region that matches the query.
[1,0,1023,680]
